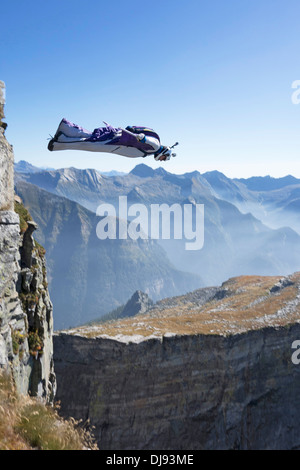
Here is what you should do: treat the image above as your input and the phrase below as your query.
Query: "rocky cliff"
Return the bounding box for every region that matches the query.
[54,273,300,450]
[0,81,13,212]
[0,81,56,401]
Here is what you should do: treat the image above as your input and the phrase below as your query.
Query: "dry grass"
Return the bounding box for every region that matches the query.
[66,273,300,341]
[0,371,98,450]
[14,199,32,233]
[0,372,29,450]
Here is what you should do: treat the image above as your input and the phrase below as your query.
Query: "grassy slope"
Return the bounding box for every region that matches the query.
[0,371,97,450]
[66,273,300,339]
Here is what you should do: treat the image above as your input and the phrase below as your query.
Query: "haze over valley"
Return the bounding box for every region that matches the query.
[15,162,300,329]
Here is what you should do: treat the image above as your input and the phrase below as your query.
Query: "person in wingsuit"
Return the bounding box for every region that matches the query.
[48,118,178,161]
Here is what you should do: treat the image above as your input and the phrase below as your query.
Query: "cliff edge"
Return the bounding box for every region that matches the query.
[0,81,13,212]
[0,81,56,401]
[54,273,300,449]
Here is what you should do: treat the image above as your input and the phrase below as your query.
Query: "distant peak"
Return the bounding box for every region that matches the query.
[154,167,168,176]
[14,160,42,174]
[183,170,201,178]
[130,164,155,178]
[203,170,228,179]
[236,174,300,191]
[121,290,153,318]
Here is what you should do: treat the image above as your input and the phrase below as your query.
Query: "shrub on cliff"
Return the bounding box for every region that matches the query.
[0,371,98,450]
[14,199,32,233]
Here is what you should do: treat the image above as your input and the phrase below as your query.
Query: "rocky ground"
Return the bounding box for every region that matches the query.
[62,272,300,342]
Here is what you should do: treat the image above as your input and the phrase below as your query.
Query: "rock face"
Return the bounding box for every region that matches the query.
[0,81,6,130]
[0,210,29,394]
[120,290,153,318]
[0,82,56,401]
[53,273,300,450]
[0,207,56,400]
[0,82,13,212]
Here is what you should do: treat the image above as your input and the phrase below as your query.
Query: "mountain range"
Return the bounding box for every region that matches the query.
[15,179,201,329]
[15,163,300,234]
[14,161,300,329]
[204,170,300,234]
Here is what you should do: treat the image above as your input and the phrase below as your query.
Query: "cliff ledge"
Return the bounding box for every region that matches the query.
[54,272,300,449]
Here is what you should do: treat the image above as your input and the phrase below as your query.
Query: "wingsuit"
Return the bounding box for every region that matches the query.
[48,118,175,161]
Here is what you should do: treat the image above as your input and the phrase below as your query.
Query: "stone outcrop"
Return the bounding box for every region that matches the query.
[0,81,56,401]
[120,290,153,318]
[0,210,29,394]
[0,82,13,212]
[0,81,6,130]
[53,273,300,450]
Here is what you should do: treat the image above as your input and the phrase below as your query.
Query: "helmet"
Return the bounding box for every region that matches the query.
[154,146,176,161]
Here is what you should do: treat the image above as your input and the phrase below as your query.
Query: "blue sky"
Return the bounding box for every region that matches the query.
[1,0,300,177]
